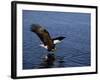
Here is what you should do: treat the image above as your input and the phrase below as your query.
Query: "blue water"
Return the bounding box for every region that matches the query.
[23,10,91,69]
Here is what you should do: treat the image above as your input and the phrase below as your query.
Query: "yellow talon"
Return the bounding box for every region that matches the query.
[52,48,56,52]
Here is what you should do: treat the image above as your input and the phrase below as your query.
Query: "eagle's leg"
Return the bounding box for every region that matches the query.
[51,47,56,52]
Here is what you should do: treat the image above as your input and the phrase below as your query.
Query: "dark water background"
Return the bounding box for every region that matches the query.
[23,10,91,69]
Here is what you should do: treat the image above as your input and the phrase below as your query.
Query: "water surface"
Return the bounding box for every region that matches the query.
[23,10,91,69]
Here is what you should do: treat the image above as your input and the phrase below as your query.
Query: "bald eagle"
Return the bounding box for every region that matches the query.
[31,24,65,52]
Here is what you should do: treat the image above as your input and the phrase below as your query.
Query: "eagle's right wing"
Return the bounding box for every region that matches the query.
[52,36,66,44]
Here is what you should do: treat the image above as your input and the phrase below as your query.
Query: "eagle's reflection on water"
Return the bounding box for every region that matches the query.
[37,52,65,68]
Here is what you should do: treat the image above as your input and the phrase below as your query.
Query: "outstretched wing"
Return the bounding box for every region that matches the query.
[31,24,54,51]
[52,36,66,44]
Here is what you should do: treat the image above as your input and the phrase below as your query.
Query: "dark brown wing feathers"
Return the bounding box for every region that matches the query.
[31,24,54,51]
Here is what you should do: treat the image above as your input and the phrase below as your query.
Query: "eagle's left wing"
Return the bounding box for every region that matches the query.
[31,24,54,51]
